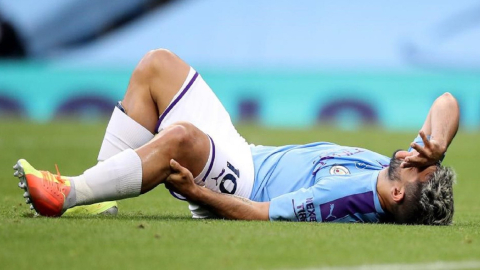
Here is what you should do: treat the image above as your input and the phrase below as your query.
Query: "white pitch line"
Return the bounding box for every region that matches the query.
[288,261,480,270]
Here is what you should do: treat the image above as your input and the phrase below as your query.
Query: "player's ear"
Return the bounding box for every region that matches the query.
[390,186,405,203]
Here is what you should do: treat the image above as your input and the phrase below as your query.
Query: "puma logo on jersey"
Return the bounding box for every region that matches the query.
[326,204,337,220]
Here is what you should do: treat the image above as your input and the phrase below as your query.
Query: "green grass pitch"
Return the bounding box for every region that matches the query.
[1,121,479,270]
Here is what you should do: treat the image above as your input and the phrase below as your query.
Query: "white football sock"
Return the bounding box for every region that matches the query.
[64,149,143,209]
[97,105,154,162]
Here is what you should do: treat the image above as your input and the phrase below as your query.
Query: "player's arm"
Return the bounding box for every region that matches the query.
[165,159,270,220]
[396,92,460,168]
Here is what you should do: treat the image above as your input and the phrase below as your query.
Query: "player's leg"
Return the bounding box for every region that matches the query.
[66,49,191,215]
[147,55,255,218]
[97,49,190,160]
[14,48,254,217]
[137,122,209,193]
[14,121,210,217]
[95,48,254,218]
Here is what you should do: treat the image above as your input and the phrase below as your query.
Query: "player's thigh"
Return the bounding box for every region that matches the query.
[197,136,254,198]
[187,136,255,218]
[155,68,246,146]
[122,49,190,133]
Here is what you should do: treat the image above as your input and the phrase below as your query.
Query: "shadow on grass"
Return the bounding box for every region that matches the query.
[20,212,476,228]
[21,212,193,221]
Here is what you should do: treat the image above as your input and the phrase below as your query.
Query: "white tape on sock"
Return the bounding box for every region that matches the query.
[98,106,154,161]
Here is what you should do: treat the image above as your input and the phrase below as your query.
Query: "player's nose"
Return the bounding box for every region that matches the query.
[394,150,410,160]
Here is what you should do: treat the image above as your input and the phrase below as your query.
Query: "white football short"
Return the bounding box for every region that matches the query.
[155,67,255,218]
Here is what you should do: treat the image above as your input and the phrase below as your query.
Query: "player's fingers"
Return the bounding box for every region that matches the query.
[166,172,182,181]
[404,154,422,163]
[395,150,412,160]
[410,142,429,156]
[419,130,431,147]
[400,161,412,168]
[170,159,189,174]
[170,159,194,179]
[403,155,428,167]
[169,159,180,171]
[401,161,423,168]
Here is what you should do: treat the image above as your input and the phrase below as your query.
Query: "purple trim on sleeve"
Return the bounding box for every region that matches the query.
[202,135,216,182]
[320,191,376,222]
[154,72,199,133]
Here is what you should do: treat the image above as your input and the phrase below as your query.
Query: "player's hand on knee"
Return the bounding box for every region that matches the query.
[399,131,446,168]
[165,159,197,198]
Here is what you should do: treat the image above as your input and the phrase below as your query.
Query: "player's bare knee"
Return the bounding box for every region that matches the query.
[166,122,207,155]
[142,49,182,73]
[169,124,191,146]
[170,121,202,144]
[132,49,173,75]
[159,122,195,153]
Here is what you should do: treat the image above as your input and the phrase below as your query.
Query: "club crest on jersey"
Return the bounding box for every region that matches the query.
[329,165,350,175]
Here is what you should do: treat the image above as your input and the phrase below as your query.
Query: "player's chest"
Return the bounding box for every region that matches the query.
[312,160,384,179]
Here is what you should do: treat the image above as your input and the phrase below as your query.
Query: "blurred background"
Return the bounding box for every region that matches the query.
[2,3,480,269]
[0,0,479,131]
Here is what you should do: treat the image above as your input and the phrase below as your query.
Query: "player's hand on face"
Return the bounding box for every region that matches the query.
[165,159,197,198]
[397,130,446,168]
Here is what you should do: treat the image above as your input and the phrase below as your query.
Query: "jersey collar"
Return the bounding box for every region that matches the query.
[371,170,386,215]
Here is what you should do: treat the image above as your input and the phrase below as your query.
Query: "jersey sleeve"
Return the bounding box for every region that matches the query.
[268,174,381,222]
[269,187,317,222]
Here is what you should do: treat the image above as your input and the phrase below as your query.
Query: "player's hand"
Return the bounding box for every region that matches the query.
[165,159,197,198]
[395,130,446,168]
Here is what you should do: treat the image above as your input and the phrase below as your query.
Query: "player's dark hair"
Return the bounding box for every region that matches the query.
[394,165,456,225]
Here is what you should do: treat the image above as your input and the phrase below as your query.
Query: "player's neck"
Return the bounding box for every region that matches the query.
[376,168,394,214]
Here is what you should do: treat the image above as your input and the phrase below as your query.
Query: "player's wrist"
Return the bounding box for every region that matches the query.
[184,184,204,202]
[435,141,448,157]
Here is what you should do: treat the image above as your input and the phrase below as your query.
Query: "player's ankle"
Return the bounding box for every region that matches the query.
[63,178,77,210]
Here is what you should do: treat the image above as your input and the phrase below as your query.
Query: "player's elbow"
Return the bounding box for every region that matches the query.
[436,92,459,110]
[440,92,457,104]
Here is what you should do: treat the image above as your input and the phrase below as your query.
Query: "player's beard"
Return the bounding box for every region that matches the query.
[388,150,402,181]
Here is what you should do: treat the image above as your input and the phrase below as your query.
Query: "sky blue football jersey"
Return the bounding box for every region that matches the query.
[249,135,430,223]
[249,142,391,223]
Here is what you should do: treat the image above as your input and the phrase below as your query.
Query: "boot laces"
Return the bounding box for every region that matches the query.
[40,164,66,185]
[54,164,64,183]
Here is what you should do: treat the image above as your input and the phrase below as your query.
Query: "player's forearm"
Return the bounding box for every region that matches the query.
[189,187,270,221]
[422,92,459,151]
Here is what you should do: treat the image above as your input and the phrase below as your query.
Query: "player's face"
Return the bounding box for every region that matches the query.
[387,153,402,181]
[399,164,437,185]
[389,150,437,184]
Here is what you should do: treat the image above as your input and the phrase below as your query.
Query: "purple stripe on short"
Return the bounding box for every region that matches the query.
[202,135,216,182]
[155,72,199,133]
[169,190,187,201]
[320,191,375,222]
[168,133,213,201]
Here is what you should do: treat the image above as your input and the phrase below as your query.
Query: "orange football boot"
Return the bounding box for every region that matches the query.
[13,159,71,217]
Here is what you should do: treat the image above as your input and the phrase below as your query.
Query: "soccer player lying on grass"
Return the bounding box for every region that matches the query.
[13,49,459,224]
